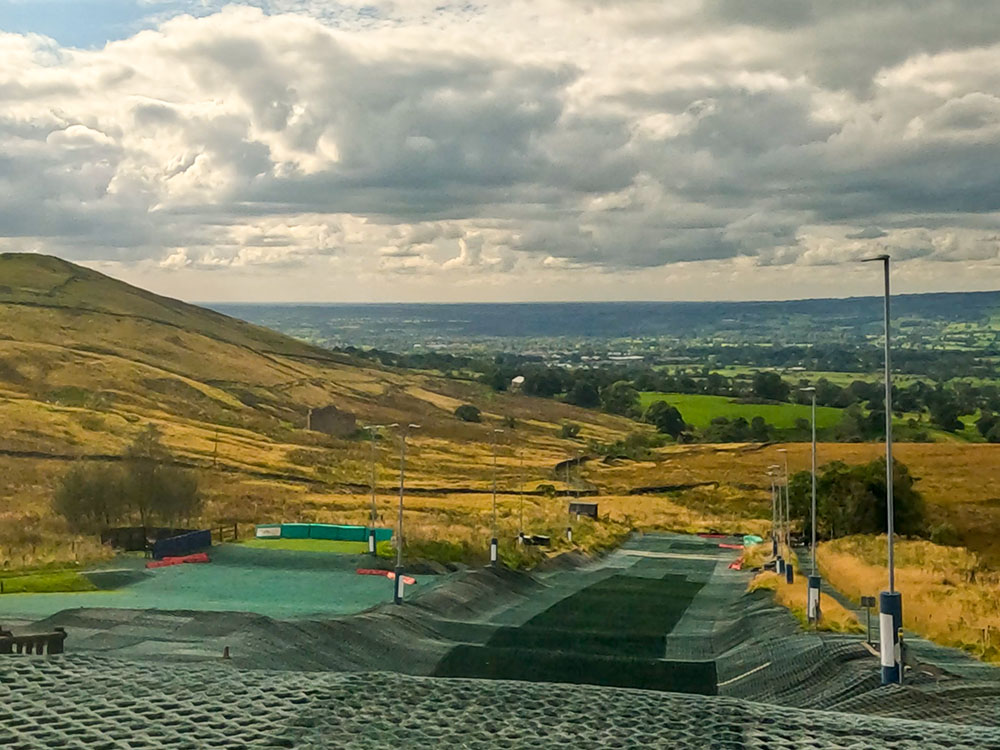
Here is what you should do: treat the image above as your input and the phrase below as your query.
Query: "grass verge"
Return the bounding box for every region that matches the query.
[238,538,369,554]
[749,570,863,634]
[819,535,1000,661]
[0,569,98,594]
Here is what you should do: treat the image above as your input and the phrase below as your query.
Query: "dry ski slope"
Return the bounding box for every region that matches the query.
[6,534,1000,749]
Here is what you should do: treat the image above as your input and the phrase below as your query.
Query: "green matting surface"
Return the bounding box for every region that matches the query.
[0,543,404,619]
[434,550,718,694]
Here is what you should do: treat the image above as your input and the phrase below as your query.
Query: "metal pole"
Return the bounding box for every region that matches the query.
[811,392,817,574]
[490,428,503,566]
[518,449,524,542]
[369,427,378,556]
[863,253,901,685]
[882,256,895,595]
[770,473,777,556]
[394,423,418,604]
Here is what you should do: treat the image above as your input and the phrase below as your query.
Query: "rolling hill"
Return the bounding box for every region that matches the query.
[0,253,640,565]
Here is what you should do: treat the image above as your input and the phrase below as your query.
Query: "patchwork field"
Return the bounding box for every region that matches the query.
[640,391,844,429]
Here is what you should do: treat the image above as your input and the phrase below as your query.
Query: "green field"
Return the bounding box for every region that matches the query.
[639,392,844,430]
[238,538,370,554]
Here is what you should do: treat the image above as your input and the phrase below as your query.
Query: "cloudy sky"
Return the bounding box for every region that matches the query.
[3,1,1000,302]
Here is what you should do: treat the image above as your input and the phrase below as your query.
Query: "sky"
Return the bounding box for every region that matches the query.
[3,1,1000,303]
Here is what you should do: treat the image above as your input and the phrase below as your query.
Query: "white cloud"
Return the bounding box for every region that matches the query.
[3,2,1000,300]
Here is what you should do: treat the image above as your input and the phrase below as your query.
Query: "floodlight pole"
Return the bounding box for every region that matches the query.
[801,387,821,623]
[394,423,419,604]
[864,253,901,684]
[518,449,525,544]
[769,472,778,557]
[490,428,504,566]
[769,464,781,571]
[363,424,394,557]
[777,449,793,583]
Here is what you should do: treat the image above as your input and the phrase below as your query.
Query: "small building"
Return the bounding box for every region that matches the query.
[569,501,598,519]
[307,405,357,438]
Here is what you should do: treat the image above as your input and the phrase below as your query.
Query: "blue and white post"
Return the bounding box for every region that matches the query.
[808,575,821,622]
[864,253,901,684]
[879,591,902,683]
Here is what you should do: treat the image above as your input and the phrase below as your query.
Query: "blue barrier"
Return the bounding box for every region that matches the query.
[152,529,212,560]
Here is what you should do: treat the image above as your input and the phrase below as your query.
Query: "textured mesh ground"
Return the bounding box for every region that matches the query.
[7,532,1000,747]
[4,658,1000,750]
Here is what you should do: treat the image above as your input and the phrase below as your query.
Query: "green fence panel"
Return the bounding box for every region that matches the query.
[309,524,368,542]
[281,523,311,539]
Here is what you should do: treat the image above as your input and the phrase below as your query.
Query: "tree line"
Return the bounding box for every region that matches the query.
[54,425,202,533]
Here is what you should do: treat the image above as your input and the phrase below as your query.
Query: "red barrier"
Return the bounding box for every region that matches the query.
[146,553,211,569]
[718,543,744,550]
[728,557,743,570]
[356,568,416,585]
[698,533,727,539]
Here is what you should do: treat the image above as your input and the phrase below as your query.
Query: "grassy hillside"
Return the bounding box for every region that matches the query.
[6,253,1000,585]
[0,254,643,567]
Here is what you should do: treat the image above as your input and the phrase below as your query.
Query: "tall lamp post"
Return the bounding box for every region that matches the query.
[800,387,821,623]
[769,464,782,573]
[776,448,793,582]
[863,253,901,685]
[490,428,504,566]
[393,423,420,604]
[768,467,778,557]
[363,424,397,557]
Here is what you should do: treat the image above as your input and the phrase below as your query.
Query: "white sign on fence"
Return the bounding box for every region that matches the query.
[255,525,281,538]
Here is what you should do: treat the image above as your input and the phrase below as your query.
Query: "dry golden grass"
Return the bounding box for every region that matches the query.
[819,536,1000,660]
[749,571,863,634]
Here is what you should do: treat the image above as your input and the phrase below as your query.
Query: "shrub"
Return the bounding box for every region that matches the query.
[454,404,482,422]
[558,422,581,439]
[929,522,960,546]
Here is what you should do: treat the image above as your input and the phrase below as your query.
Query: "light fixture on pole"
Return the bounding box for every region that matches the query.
[863,253,901,685]
[393,423,420,604]
[363,423,397,557]
[490,428,504,566]
[800,387,821,623]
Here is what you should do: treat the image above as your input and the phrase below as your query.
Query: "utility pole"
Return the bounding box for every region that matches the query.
[393,423,420,604]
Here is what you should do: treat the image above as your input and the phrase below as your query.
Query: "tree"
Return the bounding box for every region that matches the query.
[454,404,482,422]
[748,416,770,442]
[53,462,126,533]
[643,400,686,438]
[600,381,640,417]
[565,380,600,408]
[54,424,202,531]
[752,371,790,402]
[929,397,963,432]
[787,458,925,540]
